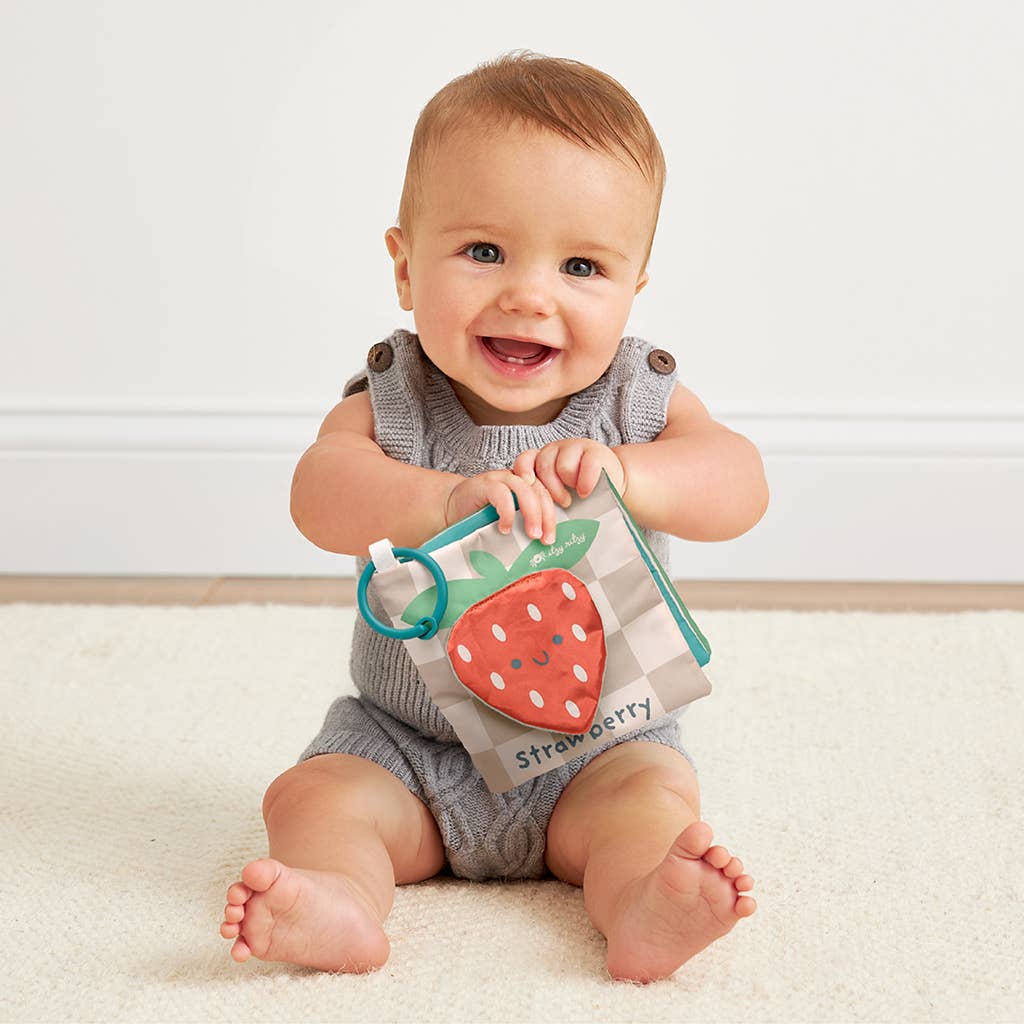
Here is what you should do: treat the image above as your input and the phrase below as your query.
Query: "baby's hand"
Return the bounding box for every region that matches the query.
[513,440,626,509]
[444,470,559,545]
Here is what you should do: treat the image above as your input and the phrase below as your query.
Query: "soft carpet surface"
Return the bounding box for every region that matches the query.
[1,603,1021,1023]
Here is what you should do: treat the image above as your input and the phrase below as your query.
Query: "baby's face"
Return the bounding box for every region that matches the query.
[386,124,656,425]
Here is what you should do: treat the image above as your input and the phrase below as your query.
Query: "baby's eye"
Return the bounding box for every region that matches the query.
[562,257,599,278]
[465,242,502,264]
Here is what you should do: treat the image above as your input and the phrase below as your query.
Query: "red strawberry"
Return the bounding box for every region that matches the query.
[446,569,606,734]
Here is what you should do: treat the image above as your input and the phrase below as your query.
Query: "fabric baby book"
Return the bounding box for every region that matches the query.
[357,473,712,793]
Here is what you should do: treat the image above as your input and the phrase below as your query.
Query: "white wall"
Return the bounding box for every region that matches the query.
[3,0,1022,580]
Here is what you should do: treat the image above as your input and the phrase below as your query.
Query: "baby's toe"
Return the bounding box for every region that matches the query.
[220,921,240,939]
[226,882,252,905]
[723,856,745,879]
[224,903,244,923]
[734,873,754,893]
[703,845,731,870]
[230,937,253,962]
[672,821,714,859]
[241,858,283,893]
[735,895,757,918]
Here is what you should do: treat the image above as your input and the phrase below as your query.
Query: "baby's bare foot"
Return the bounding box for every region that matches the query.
[605,821,755,983]
[219,858,389,972]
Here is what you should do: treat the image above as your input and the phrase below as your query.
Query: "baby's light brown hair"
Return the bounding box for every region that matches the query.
[397,51,666,268]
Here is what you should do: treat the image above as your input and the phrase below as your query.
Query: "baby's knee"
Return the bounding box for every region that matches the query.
[587,742,700,812]
[261,754,383,827]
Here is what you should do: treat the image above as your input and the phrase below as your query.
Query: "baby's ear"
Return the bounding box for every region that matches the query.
[385,227,414,311]
[635,270,650,295]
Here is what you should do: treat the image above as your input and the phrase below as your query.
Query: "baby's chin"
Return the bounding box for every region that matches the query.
[448,378,570,427]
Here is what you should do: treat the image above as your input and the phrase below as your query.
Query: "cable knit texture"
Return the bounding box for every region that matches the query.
[344,329,677,740]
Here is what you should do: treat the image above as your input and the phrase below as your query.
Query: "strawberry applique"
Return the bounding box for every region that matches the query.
[446,569,606,733]
[398,517,606,731]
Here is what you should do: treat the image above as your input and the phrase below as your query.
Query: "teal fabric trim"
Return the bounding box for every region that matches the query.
[422,492,523,554]
[605,475,711,666]
[422,505,500,554]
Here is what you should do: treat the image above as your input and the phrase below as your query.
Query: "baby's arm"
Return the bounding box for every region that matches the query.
[514,384,768,543]
[290,391,559,555]
[616,384,768,541]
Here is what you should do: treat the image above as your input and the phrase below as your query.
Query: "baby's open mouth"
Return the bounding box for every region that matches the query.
[481,336,552,366]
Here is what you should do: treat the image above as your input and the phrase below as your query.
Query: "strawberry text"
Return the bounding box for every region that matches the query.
[513,696,653,769]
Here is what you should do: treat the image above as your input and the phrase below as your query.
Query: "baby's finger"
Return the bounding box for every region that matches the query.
[554,442,589,495]
[534,478,558,546]
[512,449,539,483]
[489,481,519,535]
[533,447,573,507]
[576,449,605,498]
[499,474,541,540]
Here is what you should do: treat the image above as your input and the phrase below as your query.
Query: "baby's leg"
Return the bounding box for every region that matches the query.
[545,742,755,982]
[220,753,445,972]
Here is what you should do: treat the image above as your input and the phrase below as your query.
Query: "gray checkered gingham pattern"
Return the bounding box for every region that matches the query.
[369,476,711,793]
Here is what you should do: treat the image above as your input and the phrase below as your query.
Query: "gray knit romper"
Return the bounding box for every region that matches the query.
[300,329,693,880]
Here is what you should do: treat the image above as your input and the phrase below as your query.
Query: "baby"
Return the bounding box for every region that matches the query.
[220,52,768,983]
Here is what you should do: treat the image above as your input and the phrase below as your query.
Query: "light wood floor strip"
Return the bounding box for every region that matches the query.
[1,576,1021,611]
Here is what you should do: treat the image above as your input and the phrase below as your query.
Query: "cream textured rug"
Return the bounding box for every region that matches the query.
[1,603,1021,1023]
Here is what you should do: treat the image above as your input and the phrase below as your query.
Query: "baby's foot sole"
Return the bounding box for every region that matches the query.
[219,858,389,973]
[605,821,756,983]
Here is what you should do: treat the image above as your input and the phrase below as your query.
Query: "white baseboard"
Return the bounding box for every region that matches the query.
[2,404,1022,581]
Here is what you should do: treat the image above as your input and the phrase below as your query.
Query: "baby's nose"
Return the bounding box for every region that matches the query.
[497,269,556,318]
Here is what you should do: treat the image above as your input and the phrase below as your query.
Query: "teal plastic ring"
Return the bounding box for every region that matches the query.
[357,547,448,640]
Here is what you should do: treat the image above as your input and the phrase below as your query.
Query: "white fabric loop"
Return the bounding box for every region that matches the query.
[368,537,399,574]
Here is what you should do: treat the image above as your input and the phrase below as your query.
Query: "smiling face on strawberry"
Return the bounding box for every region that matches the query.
[446,569,606,733]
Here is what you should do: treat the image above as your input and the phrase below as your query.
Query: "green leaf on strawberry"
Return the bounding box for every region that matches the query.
[401,577,493,631]
[468,550,508,584]
[400,517,600,630]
